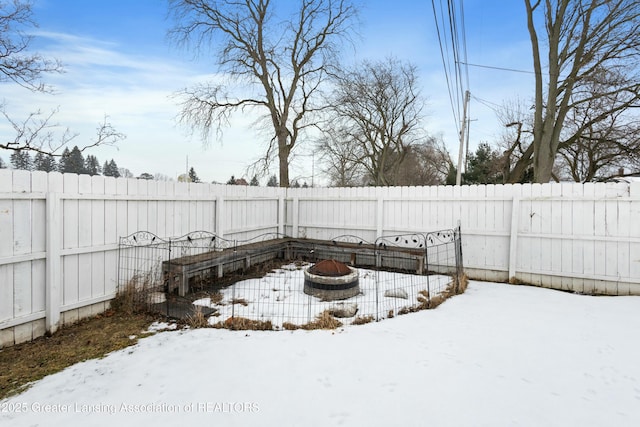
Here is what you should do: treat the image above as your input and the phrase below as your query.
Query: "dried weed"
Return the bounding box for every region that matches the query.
[351,315,375,325]
[212,317,274,330]
[300,311,343,330]
[185,305,209,328]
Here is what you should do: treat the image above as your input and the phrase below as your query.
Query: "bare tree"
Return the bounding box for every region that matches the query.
[392,137,453,186]
[0,0,62,92]
[169,0,357,187]
[495,98,535,183]
[558,120,640,182]
[558,106,640,181]
[153,173,174,182]
[556,66,640,181]
[318,57,426,186]
[525,0,640,182]
[0,109,125,156]
[316,127,366,186]
[119,167,134,179]
[497,67,640,183]
[0,1,125,155]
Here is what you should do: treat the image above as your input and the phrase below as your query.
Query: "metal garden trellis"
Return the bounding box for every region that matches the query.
[117,226,464,327]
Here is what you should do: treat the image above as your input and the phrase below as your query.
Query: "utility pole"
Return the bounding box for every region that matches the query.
[456,90,471,186]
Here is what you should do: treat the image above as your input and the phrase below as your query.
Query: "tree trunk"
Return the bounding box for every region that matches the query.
[526,0,564,184]
[533,138,555,183]
[505,143,534,183]
[277,133,290,187]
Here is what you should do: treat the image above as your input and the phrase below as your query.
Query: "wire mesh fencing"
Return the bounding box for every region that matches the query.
[116,227,465,329]
[116,231,284,318]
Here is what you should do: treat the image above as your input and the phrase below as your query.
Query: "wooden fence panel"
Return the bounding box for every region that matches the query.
[31,259,46,315]
[580,184,595,293]
[1,170,639,347]
[0,264,13,323]
[0,197,13,258]
[77,253,92,302]
[62,255,79,307]
[13,262,31,317]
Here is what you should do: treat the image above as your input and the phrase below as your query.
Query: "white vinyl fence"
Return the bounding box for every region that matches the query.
[1,169,639,346]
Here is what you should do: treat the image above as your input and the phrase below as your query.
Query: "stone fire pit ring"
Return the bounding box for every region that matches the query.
[303,260,360,301]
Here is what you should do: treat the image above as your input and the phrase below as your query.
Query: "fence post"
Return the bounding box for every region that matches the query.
[424,233,431,306]
[453,225,463,292]
[457,224,464,277]
[167,238,172,317]
[45,192,61,334]
[375,267,379,322]
[508,196,520,282]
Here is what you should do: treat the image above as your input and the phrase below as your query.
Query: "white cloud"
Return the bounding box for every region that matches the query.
[0,31,270,182]
[1,14,538,183]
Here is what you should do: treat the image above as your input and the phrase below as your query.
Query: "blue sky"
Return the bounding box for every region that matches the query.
[0,0,534,184]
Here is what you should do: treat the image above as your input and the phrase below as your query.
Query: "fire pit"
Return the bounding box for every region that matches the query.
[303,259,360,301]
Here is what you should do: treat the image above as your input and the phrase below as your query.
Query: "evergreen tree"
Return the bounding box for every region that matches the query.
[266,174,278,187]
[249,175,259,186]
[138,172,154,180]
[58,148,70,172]
[10,151,33,170]
[226,175,236,185]
[34,152,57,172]
[84,155,101,176]
[462,143,503,185]
[189,167,200,183]
[0,157,6,169]
[446,165,457,185]
[59,146,85,174]
[68,146,86,174]
[103,159,120,177]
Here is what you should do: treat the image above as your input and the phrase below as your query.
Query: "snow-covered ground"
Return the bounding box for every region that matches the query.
[2,280,640,427]
[193,262,452,327]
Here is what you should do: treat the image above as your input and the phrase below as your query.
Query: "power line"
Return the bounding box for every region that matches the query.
[447,0,461,112]
[471,94,503,113]
[431,0,471,185]
[431,0,461,131]
[458,61,536,75]
[431,0,471,135]
[448,0,469,104]
[458,0,470,91]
